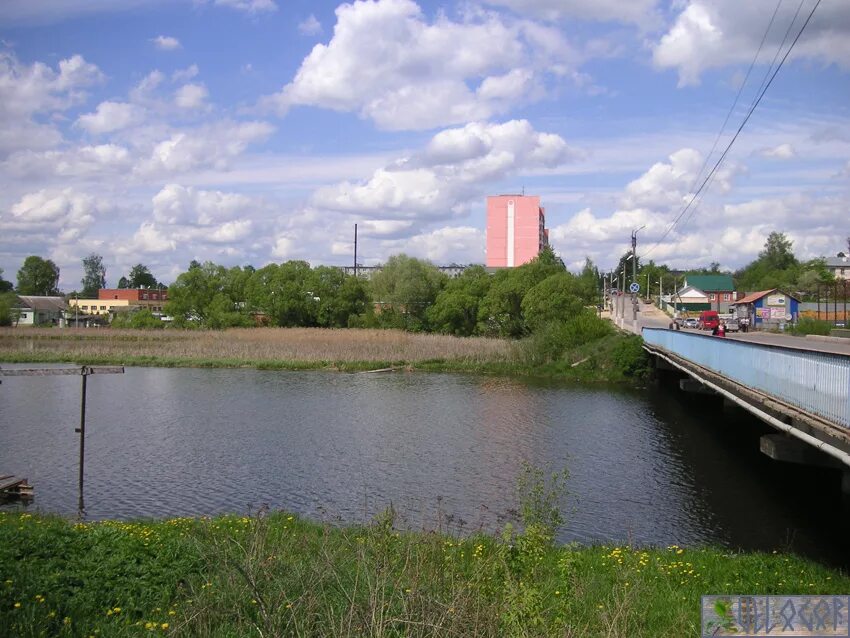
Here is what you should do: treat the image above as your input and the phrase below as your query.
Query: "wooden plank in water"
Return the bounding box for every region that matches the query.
[0,366,124,377]
[0,477,27,492]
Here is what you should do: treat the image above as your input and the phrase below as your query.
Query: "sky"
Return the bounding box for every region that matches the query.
[0,0,848,290]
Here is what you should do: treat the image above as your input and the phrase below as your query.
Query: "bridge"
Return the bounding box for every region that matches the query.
[640,326,850,496]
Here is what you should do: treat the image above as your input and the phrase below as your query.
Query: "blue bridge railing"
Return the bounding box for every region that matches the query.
[642,328,850,430]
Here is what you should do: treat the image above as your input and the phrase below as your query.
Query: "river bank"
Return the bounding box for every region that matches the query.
[1,511,846,637]
[0,327,647,382]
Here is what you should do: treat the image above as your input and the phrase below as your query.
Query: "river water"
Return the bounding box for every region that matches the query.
[1,366,847,566]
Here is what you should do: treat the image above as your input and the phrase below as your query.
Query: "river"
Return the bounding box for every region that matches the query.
[1,366,847,567]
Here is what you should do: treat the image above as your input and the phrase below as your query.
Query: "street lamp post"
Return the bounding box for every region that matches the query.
[630,226,645,325]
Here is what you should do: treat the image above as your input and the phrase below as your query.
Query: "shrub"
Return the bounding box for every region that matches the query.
[790,317,832,336]
[611,335,649,378]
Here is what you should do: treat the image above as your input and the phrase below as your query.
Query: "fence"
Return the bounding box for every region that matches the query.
[642,328,850,430]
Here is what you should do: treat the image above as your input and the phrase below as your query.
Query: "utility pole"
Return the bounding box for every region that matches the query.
[630,226,645,325]
[353,223,358,278]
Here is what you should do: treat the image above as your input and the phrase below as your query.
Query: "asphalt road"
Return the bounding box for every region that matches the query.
[609,300,850,356]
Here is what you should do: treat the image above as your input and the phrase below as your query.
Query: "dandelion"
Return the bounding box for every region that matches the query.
[14,602,21,608]
[161,623,169,630]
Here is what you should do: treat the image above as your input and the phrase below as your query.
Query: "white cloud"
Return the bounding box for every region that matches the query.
[3,144,132,178]
[271,235,294,259]
[262,0,576,130]
[172,64,199,83]
[298,14,322,36]
[76,101,145,134]
[481,0,660,27]
[137,120,274,175]
[312,119,576,218]
[653,0,850,86]
[2,188,105,238]
[759,143,796,160]
[380,225,485,263]
[174,83,209,109]
[152,184,254,226]
[130,70,165,104]
[0,51,103,154]
[152,35,181,50]
[213,0,277,13]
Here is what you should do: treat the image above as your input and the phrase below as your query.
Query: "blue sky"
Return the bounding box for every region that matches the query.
[0,0,848,289]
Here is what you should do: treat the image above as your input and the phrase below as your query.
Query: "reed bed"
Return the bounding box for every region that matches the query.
[0,327,521,365]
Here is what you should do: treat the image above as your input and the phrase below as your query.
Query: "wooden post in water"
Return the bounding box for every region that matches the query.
[0,365,124,515]
[77,371,88,508]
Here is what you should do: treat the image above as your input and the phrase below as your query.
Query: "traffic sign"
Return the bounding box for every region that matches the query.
[629,282,640,293]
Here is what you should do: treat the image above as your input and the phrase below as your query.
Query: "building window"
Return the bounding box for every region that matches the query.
[100,305,106,310]
[709,293,716,301]
[21,313,27,319]
[723,293,731,301]
[82,305,88,310]
[142,293,148,299]
[114,295,118,299]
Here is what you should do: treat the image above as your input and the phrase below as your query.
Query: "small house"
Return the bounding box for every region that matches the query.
[733,289,800,328]
[682,274,738,312]
[15,296,67,326]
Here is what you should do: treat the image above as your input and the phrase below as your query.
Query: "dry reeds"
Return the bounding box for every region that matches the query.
[0,327,520,365]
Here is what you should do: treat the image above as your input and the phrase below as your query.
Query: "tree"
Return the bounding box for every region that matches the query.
[117,276,130,289]
[165,261,252,328]
[427,265,492,336]
[0,268,13,293]
[736,231,800,291]
[16,256,60,296]
[0,291,18,326]
[759,231,798,271]
[80,253,106,298]
[246,261,317,328]
[369,254,447,330]
[306,266,368,328]
[521,273,587,332]
[126,264,158,289]
[478,248,565,337]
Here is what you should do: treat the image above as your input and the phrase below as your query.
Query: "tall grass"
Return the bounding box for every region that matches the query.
[2,509,847,637]
[0,327,520,365]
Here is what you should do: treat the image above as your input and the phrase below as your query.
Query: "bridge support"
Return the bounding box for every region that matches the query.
[679,378,716,395]
[760,434,841,469]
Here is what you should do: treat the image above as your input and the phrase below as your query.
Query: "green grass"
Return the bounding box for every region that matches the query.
[1,511,846,637]
[0,331,649,382]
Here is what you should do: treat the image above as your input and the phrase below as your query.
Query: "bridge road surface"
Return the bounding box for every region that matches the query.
[615,301,850,357]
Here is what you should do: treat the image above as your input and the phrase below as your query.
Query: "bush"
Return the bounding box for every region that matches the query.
[111,309,164,329]
[560,311,612,347]
[790,317,832,336]
[610,335,649,378]
[522,312,613,366]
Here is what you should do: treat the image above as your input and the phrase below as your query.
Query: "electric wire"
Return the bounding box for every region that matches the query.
[641,0,822,260]
[684,0,786,197]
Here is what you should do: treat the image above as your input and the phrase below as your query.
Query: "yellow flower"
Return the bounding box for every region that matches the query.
[14,602,21,608]
[161,623,169,630]
[168,610,176,616]
[63,617,72,625]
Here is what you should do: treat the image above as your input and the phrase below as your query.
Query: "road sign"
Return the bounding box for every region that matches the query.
[629,282,640,293]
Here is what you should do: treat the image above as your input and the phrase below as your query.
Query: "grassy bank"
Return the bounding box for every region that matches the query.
[1,510,846,637]
[0,327,647,382]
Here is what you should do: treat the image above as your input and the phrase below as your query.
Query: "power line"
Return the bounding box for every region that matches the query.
[642,0,822,259]
[685,0,786,196]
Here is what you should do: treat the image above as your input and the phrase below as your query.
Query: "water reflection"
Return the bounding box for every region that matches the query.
[0,366,846,568]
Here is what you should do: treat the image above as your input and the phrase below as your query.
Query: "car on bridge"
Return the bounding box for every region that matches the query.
[684,318,699,329]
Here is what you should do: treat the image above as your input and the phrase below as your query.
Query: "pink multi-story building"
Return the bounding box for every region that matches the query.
[485,195,549,268]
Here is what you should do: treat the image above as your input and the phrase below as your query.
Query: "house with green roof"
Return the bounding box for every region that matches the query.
[682,274,738,312]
